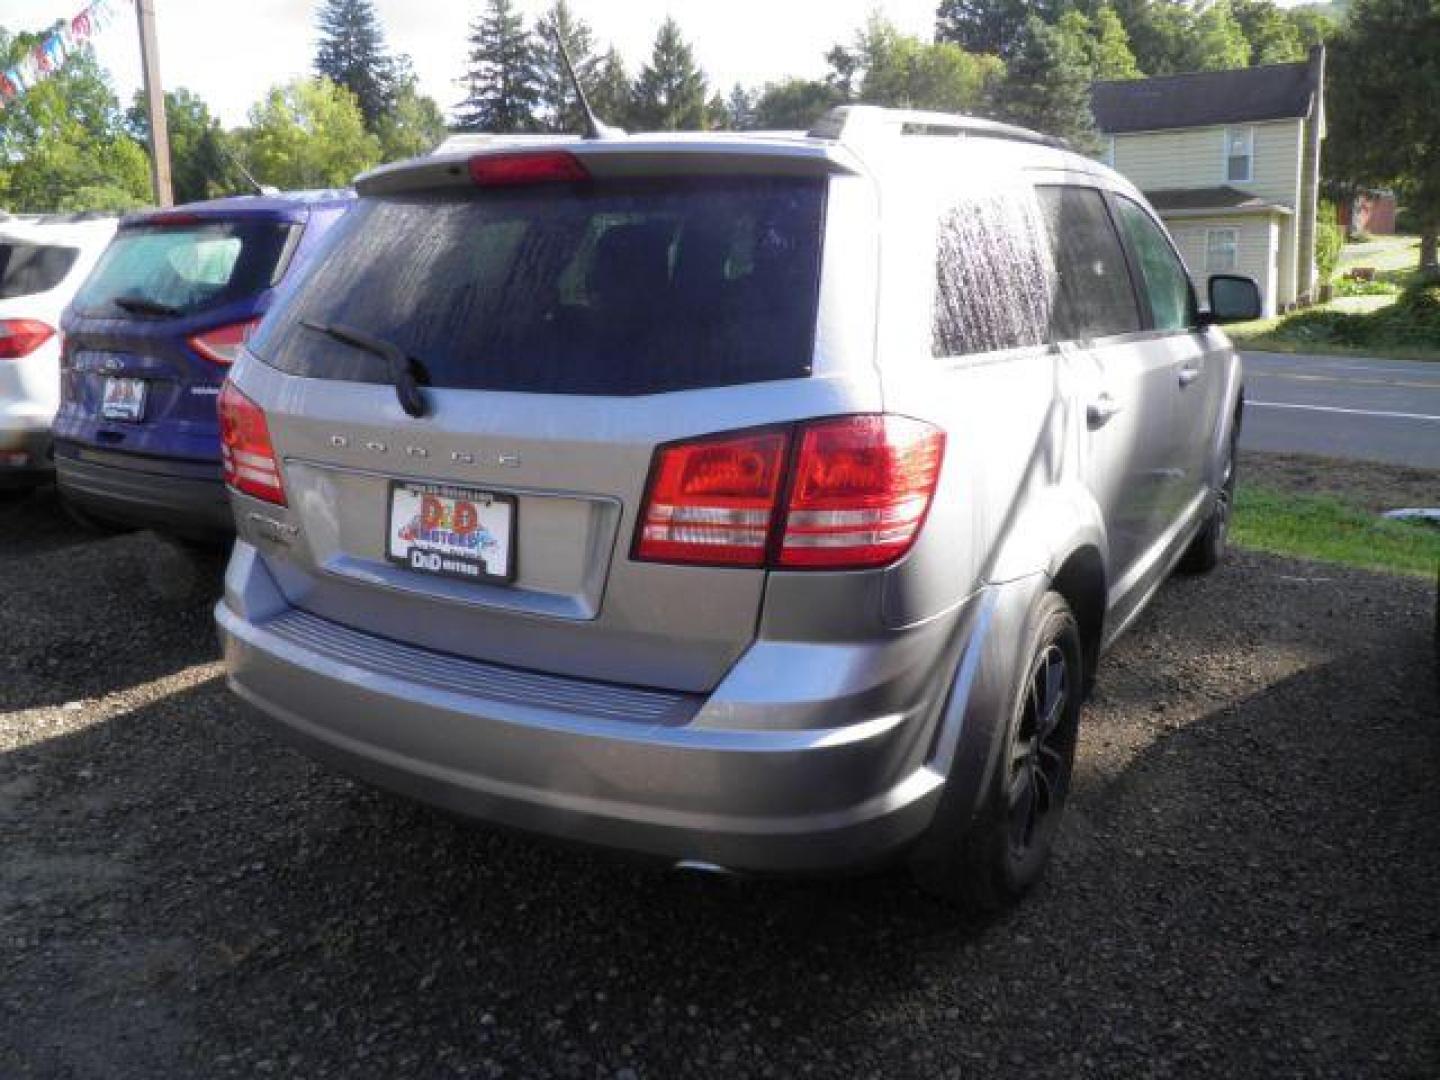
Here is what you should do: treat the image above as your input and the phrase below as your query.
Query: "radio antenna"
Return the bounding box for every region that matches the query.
[551,27,623,140]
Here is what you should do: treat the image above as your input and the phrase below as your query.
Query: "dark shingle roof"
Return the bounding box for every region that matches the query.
[1144,187,1285,213]
[1092,55,1320,134]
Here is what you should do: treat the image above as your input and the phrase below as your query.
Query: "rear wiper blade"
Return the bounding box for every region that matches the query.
[301,320,427,418]
[113,294,182,318]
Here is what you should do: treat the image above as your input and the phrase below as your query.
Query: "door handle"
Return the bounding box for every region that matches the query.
[1087,393,1123,429]
[1178,364,1202,388]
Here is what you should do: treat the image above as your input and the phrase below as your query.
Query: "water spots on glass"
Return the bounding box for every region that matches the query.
[932,188,1055,358]
[252,180,828,396]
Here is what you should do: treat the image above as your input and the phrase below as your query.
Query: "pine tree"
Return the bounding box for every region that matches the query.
[725,84,757,130]
[631,17,708,131]
[587,47,633,128]
[533,1,599,134]
[313,0,396,131]
[992,16,1099,151]
[456,0,540,133]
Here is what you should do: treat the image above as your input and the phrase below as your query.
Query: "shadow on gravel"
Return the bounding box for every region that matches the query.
[4,557,1439,1078]
[0,485,95,560]
[0,508,228,714]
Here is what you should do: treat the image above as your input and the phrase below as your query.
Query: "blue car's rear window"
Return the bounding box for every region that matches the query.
[72,220,296,318]
[249,177,826,395]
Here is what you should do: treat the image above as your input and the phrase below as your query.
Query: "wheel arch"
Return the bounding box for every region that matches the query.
[1049,544,1106,698]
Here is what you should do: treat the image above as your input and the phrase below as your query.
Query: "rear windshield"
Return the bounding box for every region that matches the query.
[0,241,79,299]
[72,220,297,318]
[250,177,826,395]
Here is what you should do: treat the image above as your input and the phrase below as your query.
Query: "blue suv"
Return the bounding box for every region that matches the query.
[54,191,352,539]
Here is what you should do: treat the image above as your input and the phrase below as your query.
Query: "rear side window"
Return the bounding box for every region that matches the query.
[1035,186,1141,341]
[933,188,1052,357]
[251,177,826,396]
[72,220,297,318]
[0,241,79,299]
[1112,197,1194,332]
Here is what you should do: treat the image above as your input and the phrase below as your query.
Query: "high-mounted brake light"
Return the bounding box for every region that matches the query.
[0,319,56,360]
[633,416,945,571]
[189,318,262,366]
[218,380,286,505]
[468,151,590,187]
[143,212,202,228]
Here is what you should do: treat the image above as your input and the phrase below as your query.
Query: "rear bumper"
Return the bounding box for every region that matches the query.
[54,440,233,537]
[215,544,999,873]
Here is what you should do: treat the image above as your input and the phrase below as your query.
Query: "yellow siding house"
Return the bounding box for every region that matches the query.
[1092,47,1326,318]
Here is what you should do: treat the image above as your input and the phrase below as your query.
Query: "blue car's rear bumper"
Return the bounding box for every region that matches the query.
[54,440,232,538]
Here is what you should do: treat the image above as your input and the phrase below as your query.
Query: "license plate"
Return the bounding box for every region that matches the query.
[386,482,515,583]
[101,377,147,422]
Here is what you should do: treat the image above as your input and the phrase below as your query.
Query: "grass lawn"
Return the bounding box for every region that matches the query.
[1337,234,1423,283]
[1227,235,1440,361]
[1232,453,1440,577]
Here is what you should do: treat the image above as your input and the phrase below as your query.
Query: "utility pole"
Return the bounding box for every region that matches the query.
[135,0,173,207]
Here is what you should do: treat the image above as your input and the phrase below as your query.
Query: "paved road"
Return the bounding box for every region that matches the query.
[1238,351,1440,468]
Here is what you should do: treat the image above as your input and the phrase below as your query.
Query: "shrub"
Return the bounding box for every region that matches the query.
[1315,199,1344,283]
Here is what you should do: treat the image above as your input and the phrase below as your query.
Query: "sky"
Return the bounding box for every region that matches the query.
[5,0,944,126]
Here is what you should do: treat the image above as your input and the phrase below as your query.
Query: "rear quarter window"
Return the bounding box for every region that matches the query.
[0,241,80,299]
[250,177,827,396]
[932,188,1053,357]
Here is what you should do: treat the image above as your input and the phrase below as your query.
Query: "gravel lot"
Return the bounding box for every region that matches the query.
[2,480,1438,1079]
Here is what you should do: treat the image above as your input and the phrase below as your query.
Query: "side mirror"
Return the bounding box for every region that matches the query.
[1203,274,1263,325]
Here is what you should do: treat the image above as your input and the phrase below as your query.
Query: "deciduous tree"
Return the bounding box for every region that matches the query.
[934,0,1058,59]
[0,30,149,212]
[833,14,1003,113]
[375,73,448,160]
[126,88,244,204]
[1326,0,1440,275]
[239,78,381,189]
[752,79,843,130]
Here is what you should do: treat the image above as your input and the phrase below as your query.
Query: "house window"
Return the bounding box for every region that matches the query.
[1225,126,1254,183]
[1206,228,1239,272]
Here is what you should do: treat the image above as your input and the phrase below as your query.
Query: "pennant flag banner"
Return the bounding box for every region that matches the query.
[0,0,123,110]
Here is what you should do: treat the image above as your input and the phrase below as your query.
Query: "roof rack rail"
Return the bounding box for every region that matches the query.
[807,105,1070,152]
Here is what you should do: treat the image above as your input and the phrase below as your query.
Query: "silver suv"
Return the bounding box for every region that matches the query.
[215,108,1255,908]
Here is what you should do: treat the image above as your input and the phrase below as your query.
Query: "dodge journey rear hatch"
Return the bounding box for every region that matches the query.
[232,151,850,693]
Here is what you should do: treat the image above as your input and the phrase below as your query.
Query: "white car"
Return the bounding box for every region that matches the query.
[0,213,117,497]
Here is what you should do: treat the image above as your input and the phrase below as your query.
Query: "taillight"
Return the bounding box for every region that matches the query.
[468,151,590,187]
[634,429,789,566]
[0,319,56,359]
[218,380,286,505]
[189,318,261,366]
[777,416,945,568]
[633,416,945,571]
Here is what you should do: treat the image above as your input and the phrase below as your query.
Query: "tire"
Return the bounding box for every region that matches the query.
[1179,432,1237,575]
[910,591,1084,911]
